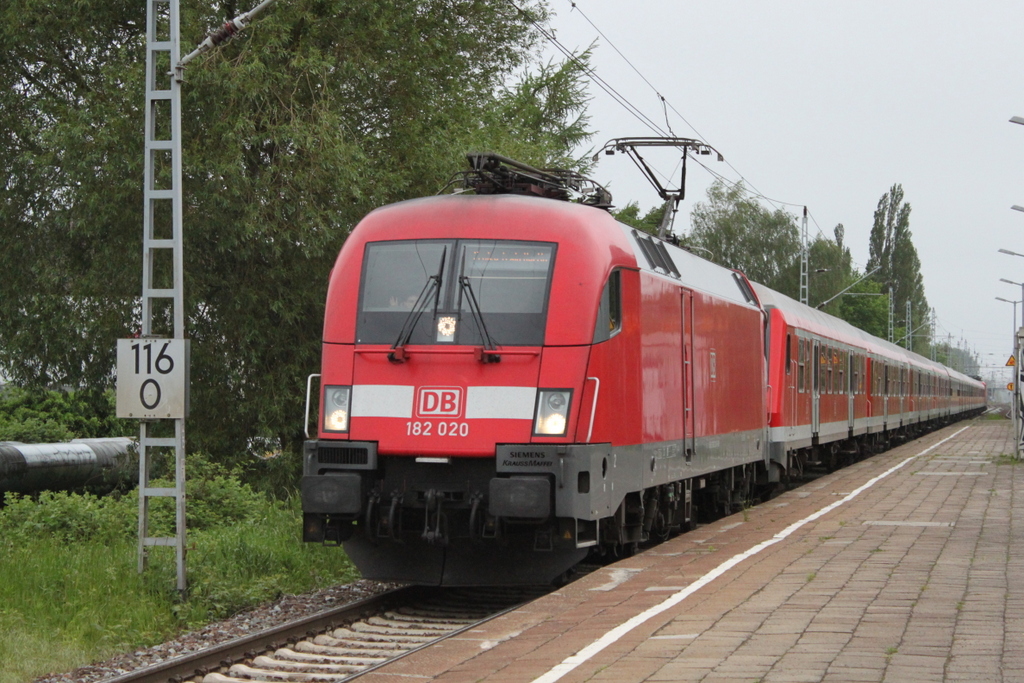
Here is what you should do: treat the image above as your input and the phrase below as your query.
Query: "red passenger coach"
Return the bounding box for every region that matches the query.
[300,154,984,586]
[754,284,986,477]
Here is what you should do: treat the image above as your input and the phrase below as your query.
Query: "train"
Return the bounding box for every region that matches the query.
[300,154,985,586]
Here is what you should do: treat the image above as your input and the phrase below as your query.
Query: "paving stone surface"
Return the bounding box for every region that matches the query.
[359,418,1022,682]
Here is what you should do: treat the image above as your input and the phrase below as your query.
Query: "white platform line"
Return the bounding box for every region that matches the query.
[530,425,971,683]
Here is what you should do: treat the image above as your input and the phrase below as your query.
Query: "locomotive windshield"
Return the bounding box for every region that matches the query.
[357,239,555,346]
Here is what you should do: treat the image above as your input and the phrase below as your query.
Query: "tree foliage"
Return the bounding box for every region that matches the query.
[686,180,801,293]
[0,0,592,459]
[612,201,665,236]
[866,184,930,354]
[0,388,131,443]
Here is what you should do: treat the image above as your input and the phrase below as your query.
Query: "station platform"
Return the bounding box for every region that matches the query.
[359,418,1023,682]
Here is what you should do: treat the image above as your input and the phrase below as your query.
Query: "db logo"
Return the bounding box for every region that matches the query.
[416,387,463,418]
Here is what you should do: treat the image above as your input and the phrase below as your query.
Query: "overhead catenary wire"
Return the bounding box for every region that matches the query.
[549,0,843,247]
[508,0,670,140]
[562,0,817,222]
[523,0,817,227]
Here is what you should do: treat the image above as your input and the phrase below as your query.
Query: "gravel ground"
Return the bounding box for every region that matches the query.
[33,580,400,683]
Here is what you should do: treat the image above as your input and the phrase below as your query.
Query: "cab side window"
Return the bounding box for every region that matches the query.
[593,270,622,343]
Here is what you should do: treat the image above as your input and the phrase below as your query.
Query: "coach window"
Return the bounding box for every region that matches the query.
[823,348,831,395]
[829,347,836,394]
[786,334,793,375]
[592,270,622,343]
[839,351,846,393]
[820,347,827,393]
[847,352,853,394]
[813,345,820,393]
[821,347,827,394]
[805,341,811,392]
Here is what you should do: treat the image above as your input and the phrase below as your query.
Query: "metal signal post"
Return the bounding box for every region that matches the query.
[115,0,190,592]
[799,207,808,306]
[116,0,277,593]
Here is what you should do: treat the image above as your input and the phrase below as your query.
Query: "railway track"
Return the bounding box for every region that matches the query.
[103,585,546,683]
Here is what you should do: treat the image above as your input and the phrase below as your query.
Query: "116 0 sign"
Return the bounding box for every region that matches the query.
[116,339,190,418]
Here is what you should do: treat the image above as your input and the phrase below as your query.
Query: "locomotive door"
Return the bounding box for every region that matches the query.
[812,340,820,436]
[682,290,695,462]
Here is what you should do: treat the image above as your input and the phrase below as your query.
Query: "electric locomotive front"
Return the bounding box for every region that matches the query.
[301,194,634,585]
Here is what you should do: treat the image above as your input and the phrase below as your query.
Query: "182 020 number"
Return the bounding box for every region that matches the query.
[406,421,469,437]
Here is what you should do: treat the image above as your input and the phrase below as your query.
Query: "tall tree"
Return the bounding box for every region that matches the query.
[686,180,801,292]
[866,184,930,354]
[0,0,592,458]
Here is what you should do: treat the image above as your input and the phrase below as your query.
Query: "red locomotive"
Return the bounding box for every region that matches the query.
[301,154,985,586]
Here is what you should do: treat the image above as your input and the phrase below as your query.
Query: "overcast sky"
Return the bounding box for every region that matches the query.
[544,0,1021,382]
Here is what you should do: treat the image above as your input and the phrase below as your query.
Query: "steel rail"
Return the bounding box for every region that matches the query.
[101,584,546,683]
[101,586,417,683]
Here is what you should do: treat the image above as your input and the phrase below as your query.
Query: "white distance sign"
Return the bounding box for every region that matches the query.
[116,339,190,419]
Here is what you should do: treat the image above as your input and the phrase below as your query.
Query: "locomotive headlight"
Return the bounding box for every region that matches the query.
[437,315,457,342]
[322,385,351,433]
[534,389,571,436]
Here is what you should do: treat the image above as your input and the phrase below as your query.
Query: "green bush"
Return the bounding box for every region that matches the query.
[0,414,74,443]
[0,491,135,544]
[2,451,271,540]
[0,387,132,443]
[141,451,268,535]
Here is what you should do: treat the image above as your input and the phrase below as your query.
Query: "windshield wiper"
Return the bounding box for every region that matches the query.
[389,247,446,362]
[459,252,500,363]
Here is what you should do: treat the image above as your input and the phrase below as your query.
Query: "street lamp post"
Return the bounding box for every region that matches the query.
[998,274,1024,318]
[996,297,1020,348]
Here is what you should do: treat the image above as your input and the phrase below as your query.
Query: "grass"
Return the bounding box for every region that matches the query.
[0,540,178,681]
[0,485,358,683]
